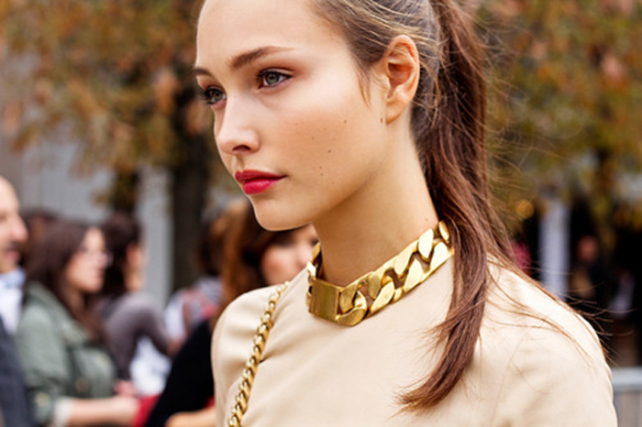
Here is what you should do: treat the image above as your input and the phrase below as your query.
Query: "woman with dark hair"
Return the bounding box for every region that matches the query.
[164,215,226,344]
[98,213,175,385]
[195,0,616,425]
[145,199,317,427]
[15,220,138,426]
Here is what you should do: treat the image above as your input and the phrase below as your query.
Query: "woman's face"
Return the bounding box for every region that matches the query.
[64,228,110,296]
[196,0,391,231]
[261,225,318,286]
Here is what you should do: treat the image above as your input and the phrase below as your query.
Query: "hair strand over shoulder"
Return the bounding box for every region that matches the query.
[313,0,515,410]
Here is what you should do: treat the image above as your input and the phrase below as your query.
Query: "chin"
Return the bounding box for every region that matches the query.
[251,200,313,232]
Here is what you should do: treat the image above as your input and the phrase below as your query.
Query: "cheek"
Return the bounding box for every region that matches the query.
[260,250,292,285]
[0,229,9,246]
[64,264,81,288]
[66,262,101,291]
[280,78,383,175]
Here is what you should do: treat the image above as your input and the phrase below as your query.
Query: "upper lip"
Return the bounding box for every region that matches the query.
[235,170,284,183]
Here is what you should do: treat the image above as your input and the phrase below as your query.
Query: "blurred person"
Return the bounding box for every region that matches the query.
[98,213,178,385]
[164,215,225,343]
[0,176,33,427]
[0,176,28,334]
[145,199,317,427]
[152,212,228,401]
[568,234,617,351]
[15,220,139,427]
[0,316,35,427]
[130,214,227,400]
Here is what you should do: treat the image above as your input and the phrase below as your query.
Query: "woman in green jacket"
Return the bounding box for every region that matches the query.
[15,220,139,426]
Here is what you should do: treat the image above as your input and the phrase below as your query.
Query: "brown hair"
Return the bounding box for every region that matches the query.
[194,214,225,278]
[100,213,142,299]
[18,208,59,268]
[26,220,107,343]
[313,0,515,409]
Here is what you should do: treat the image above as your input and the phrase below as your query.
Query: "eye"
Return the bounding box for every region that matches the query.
[258,70,289,88]
[200,86,226,106]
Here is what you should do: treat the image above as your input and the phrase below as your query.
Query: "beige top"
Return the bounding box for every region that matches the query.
[212,260,617,426]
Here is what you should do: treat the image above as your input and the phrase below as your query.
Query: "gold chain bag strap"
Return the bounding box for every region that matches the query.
[227,283,288,427]
[307,221,453,326]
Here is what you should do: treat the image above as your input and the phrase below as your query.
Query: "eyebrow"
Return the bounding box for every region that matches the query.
[193,46,293,77]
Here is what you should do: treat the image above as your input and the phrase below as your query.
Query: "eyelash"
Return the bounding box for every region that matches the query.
[257,70,290,88]
[199,70,290,107]
[200,87,225,106]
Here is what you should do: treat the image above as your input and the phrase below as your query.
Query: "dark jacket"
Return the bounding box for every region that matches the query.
[0,316,34,427]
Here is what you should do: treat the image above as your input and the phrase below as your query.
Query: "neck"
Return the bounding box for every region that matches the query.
[125,268,143,292]
[313,138,438,286]
[65,287,84,311]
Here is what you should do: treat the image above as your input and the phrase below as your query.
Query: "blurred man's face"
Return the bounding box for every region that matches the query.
[0,179,27,273]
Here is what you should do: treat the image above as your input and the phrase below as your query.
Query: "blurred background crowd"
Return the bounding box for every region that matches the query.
[0,0,641,426]
[0,178,318,426]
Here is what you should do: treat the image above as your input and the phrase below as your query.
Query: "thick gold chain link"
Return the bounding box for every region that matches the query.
[226,222,452,425]
[307,221,453,326]
[227,283,288,427]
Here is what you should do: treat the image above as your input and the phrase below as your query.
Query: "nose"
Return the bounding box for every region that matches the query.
[215,96,260,155]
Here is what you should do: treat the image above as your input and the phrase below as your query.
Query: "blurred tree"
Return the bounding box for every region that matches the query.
[0,0,227,292]
[479,0,642,247]
[2,0,640,285]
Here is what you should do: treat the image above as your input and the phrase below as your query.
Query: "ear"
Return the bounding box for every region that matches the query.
[377,35,420,124]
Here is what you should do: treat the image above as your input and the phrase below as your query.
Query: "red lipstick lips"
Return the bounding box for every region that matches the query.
[235,170,285,195]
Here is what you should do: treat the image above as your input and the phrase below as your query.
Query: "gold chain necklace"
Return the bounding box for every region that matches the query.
[227,283,288,427]
[307,221,453,326]
[226,222,452,425]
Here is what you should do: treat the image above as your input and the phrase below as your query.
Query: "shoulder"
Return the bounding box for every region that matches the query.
[211,284,281,421]
[118,292,159,316]
[15,288,67,357]
[18,301,55,333]
[212,286,275,359]
[18,285,60,329]
[122,291,155,307]
[485,264,603,354]
[213,278,296,352]
[477,265,616,425]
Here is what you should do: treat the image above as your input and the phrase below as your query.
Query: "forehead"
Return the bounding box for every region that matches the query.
[84,228,104,243]
[196,0,339,68]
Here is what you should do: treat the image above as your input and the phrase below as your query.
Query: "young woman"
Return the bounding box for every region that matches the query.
[163,215,225,344]
[145,199,317,427]
[15,220,139,426]
[98,213,177,385]
[194,0,617,425]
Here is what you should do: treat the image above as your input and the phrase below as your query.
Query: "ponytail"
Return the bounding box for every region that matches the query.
[313,0,514,410]
[403,0,514,409]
